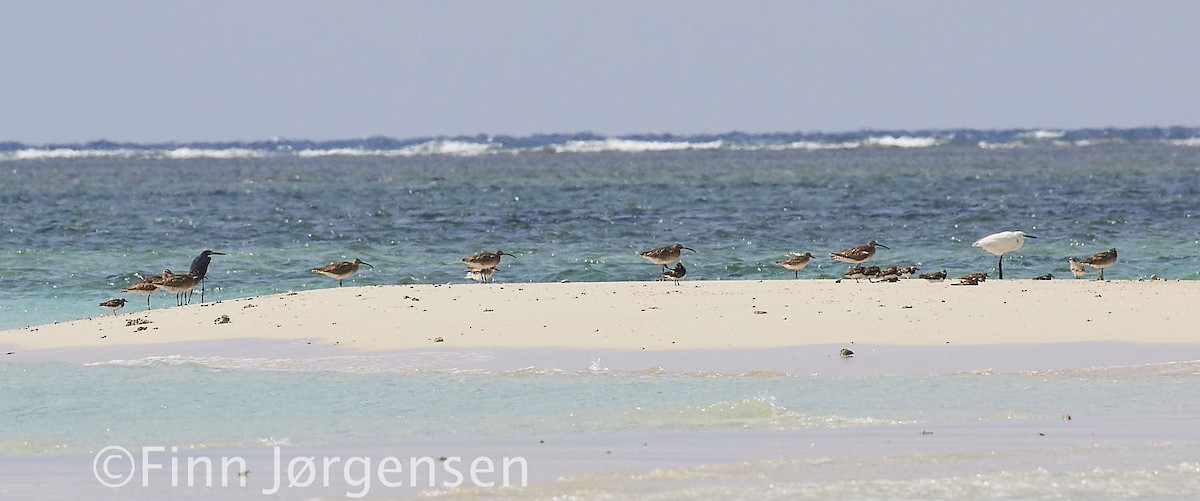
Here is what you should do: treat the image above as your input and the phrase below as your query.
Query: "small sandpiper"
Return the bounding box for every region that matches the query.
[1081,248,1118,280]
[123,273,165,308]
[842,265,867,281]
[1067,256,1088,278]
[875,266,899,281]
[862,265,882,281]
[776,252,813,278]
[831,240,889,265]
[465,267,496,283]
[312,258,373,287]
[1033,273,1054,280]
[960,272,989,283]
[898,266,919,279]
[638,244,695,265]
[659,262,687,285]
[155,270,200,306]
[919,269,947,282]
[99,298,127,314]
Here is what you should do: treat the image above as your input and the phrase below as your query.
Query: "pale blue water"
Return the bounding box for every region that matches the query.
[3,359,1199,456]
[2,129,1199,330]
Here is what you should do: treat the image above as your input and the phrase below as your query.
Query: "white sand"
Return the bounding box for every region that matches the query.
[3,279,1197,359]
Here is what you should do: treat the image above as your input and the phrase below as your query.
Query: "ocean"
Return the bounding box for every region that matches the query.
[2,128,1198,330]
[3,128,1200,498]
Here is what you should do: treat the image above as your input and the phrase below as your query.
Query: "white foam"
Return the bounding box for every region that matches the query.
[863,135,942,148]
[551,139,723,154]
[163,147,264,159]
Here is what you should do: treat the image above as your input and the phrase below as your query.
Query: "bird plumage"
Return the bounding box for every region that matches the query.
[1081,248,1118,280]
[312,258,372,286]
[831,241,889,264]
[777,252,813,278]
[660,262,687,284]
[461,251,514,270]
[100,298,127,313]
[919,269,947,281]
[638,244,694,265]
[971,231,1036,279]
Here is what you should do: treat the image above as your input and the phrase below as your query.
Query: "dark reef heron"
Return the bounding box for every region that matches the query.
[189,250,225,303]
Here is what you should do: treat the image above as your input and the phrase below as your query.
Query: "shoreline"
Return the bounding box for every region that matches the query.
[3,279,1199,370]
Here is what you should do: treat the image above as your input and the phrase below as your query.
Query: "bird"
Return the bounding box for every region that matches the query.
[465,267,495,283]
[960,272,989,283]
[843,266,867,281]
[971,231,1037,279]
[831,241,889,265]
[876,266,900,281]
[898,266,919,279]
[155,270,200,306]
[311,258,372,287]
[919,269,947,282]
[189,250,225,303]
[461,251,515,271]
[862,265,882,281]
[776,252,813,278]
[638,244,695,265]
[1080,248,1118,280]
[1033,273,1054,280]
[123,273,165,309]
[99,298,126,314]
[659,262,687,285]
[1067,256,1089,278]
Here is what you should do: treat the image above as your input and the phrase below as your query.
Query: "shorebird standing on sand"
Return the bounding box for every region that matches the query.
[777,252,813,278]
[639,244,695,280]
[311,258,372,287]
[155,270,200,306]
[1067,256,1088,278]
[971,231,1036,279]
[99,298,127,314]
[189,250,225,303]
[831,241,889,265]
[465,267,496,283]
[123,273,165,309]
[461,251,515,271]
[1080,248,1118,280]
[660,262,686,285]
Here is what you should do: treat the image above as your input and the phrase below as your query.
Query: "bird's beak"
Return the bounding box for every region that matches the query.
[212,252,226,255]
[682,247,696,252]
[361,262,374,268]
[877,243,890,249]
[1026,235,1038,239]
[502,252,517,258]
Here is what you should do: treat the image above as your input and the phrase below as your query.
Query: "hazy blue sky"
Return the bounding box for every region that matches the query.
[3,1,1197,144]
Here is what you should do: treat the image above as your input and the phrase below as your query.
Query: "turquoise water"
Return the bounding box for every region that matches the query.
[2,132,1199,331]
[3,359,1199,457]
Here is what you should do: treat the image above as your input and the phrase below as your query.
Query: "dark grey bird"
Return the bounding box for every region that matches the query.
[189,250,225,303]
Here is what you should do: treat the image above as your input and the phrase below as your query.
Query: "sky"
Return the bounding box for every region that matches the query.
[3,1,1198,144]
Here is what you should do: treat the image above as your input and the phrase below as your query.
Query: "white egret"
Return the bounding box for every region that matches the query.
[971,231,1037,279]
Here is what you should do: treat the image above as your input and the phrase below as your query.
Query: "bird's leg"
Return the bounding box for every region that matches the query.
[998,255,1004,279]
[200,279,205,303]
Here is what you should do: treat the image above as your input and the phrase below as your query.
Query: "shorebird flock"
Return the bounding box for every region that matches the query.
[104,233,1121,313]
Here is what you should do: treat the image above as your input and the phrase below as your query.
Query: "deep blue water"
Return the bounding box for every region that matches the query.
[1,129,1198,329]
